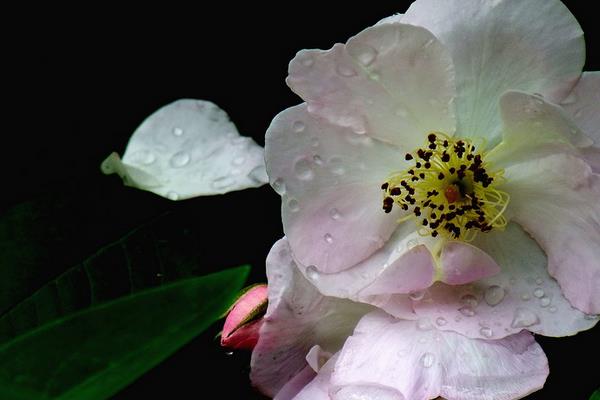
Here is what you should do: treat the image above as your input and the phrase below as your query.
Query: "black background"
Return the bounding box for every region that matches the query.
[5,2,599,399]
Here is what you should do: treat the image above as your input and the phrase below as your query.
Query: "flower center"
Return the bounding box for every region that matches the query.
[381,132,509,241]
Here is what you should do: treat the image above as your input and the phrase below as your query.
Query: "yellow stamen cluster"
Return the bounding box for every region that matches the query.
[381,132,509,241]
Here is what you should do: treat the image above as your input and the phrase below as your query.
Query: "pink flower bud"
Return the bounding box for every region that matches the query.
[221,284,268,350]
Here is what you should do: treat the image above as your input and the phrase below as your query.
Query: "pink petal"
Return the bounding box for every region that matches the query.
[412,223,598,339]
[404,0,584,147]
[287,23,456,150]
[250,239,372,397]
[221,284,267,350]
[502,154,600,314]
[332,311,549,400]
[562,72,600,172]
[274,366,315,400]
[439,241,500,285]
[265,104,404,274]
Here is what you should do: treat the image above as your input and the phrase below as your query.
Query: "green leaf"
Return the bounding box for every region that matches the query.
[0,265,249,400]
[0,209,223,343]
[590,389,600,400]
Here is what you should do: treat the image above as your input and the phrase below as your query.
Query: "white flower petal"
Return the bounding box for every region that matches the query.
[101,99,267,200]
[487,91,592,168]
[503,154,600,314]
[251,239,372,398]
[287,23,456,150]
[332,311,548,400]
[265,103,405,274]
[404,0,584,147]
[412,223,598,340]
[562,71,600,172]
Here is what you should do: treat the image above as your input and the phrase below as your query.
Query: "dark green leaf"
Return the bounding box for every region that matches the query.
[0,265,249,400]
[590,389,600,400]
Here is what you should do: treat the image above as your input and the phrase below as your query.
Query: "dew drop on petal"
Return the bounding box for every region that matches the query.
[329,208,342,221]
[459,306,475,317]
[409,290,426,301]
[539,297,551,307]
[484,285,505,306]
[287,198,300,212]
[417,318,433,331]
[172,127,184,136]
[301,56,314,67]
[533,288,545,298]
[170,152,191,168]
[336,64,357,77]
[130,150,156,165]
[479,327,493,338]
[212,176,235,190]
[460,294,478,308]
[306,265,319,281]
[420,353,435,368]
[313,155,324,165]
[436,317,447,326]
[328,156,345,175]
[292,121,306,133]
[511,307,540,328]
[166,191,179,201]
[271,178,286,195]
[356,45,378,67]
[324,233,333,244]
[521,293,531,301]
[535,277,543,285]
[294,158,314,180]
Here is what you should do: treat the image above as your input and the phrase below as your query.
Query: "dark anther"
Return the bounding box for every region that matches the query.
[428,133,437,142]
[383,197,394,213]
[416,162,422,168]
[438,204,445,211]
[438,172,445,180]
[422,219,428,226]
[429,143,437,150]
[390,187,401,196]
[381,182,389,190]
[424,162,431,169]
[419,173,425,179]
[411,176,419,182]
[443,140,449,147]
[414,207,421,216]
[405,153,413,161]
[408,169,415,175]
[448,204,456,210]
[432,230,439,237]
[449,167,456,174]
[441,153,450,162]
[417,149,425,159]
[431,212,437,219]
[401,204,409,210]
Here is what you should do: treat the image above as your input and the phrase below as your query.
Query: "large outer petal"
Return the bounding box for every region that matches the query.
[486,91,592,168]
[287,23,456,150]
[265,104,405,274]
[332,311,548,400]
[502,154,600,314]
[412,223,598,340]
[562,72,600,171]
[404,0,584,147]
[101,99,267,199]
[250,239,372,398]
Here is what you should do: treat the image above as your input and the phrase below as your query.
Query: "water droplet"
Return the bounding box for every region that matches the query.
[352,125,367,135]
[172,127,184,136]
[356,45,378,67]
[459,306,475,317]
[170,152,191,168]
[521,293,531,301]
[484,285,505,306]
[130,150,156,165]
[533,288,545,298]
[511,307,540,328]
[329,208,342,220]
[479,327,493,338]
[166,191,179,201]
[336,64,357,77]
[535,277,543,285]
[436,317,447,326]
[417,319,433,331]
[292,121,306,133]
[324,233,333,244]
[212,176,235,190]
[409,290,425,301]
[394,107,408,118]
[548,306,557,313]
[310,137,320,147]
[306,265,319,281]
[232,156,245,166]
[248,166,268,184]
[294,158,315,180]
[301,57,314,67]
[539,297,551,307]
[454,315,462,322]
[287,198,300,212]
[460,294,479,308]
[328,156,345,175]
[420,352,435,368]
[313,155,324,165]
[271,178,286,195]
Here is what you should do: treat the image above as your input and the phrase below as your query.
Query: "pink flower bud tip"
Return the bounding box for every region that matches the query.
[221,284,268,350]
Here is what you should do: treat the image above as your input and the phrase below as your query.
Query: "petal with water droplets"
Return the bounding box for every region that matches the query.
[101,99,267,199]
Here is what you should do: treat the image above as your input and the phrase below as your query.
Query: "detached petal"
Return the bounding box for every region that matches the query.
[487,91,592,168]
[562,72,600,171]
[250,239,372,398]
[412,223,598,340]
[503,154,600,314]
[101,99,267,200]
[287,23,456,150]
[332,311,548,400]
[404,0,584,147]
[265,104,404,274]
